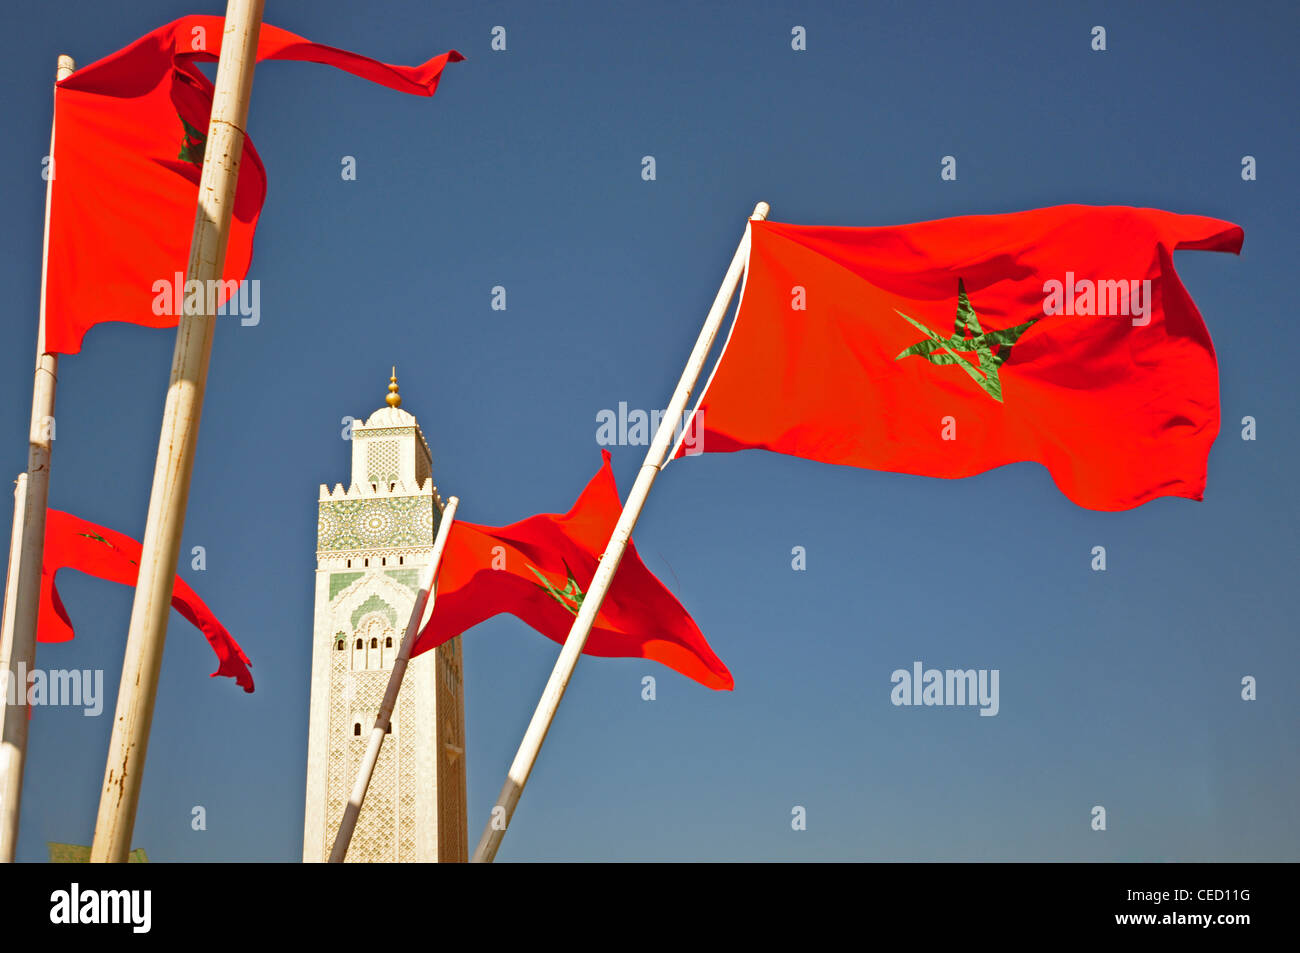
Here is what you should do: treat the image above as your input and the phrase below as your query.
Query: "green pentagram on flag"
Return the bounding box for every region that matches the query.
[178,115,206,166]
[526,561,586,617]
[76,530,137,565]
[894,278,1040,403]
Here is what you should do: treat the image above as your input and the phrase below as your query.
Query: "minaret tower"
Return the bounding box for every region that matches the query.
[302,371,467,862]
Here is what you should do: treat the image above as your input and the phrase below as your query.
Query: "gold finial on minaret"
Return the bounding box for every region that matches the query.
[386,366,401,408]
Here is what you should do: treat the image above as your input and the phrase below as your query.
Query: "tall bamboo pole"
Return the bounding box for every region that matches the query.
[471,202,770,862]
[0,55,76,863]
[329,497,459,863]
[90,0,265,862]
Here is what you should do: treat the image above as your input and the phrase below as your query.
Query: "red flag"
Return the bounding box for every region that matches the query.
[681,206,1243,511]
[46,15,462,354]
[40,509,253,692]
[417,451,732,690]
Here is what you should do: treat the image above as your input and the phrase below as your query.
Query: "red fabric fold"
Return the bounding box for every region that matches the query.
[417,451,732,690]
[46,15,461,354]
[40,509,253,692]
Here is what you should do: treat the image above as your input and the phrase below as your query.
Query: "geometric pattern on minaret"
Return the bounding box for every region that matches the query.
[302,373,467,862]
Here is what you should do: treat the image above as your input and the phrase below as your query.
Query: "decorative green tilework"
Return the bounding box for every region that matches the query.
[385,569,419,592]
[329,572,364,601]
[317,496,435,552]
[365,439,401,483]
[351,594,397,630]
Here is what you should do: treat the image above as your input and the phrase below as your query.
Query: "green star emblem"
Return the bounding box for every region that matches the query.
[178,115,206,167]
[76,530,137,566]
[894,278,1040,403]
[526,561,585,617]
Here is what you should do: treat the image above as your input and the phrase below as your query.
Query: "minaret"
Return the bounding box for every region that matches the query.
[302,371,467,862]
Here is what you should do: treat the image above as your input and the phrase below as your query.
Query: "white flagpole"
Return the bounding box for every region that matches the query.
[470,201,770,863]
[329,496,460,863]
[90,0,265,863]
[0,474,30,797]
[0,475,30,685]
[0,54,75,864]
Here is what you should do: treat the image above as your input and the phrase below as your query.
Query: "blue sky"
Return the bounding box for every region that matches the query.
[1,0,1296,861]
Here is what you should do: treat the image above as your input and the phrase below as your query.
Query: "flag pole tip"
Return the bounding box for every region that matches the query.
[751,201,771,221]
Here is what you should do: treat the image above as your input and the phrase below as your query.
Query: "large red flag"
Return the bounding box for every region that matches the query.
[417,452,732,690]
[40,509,253,692]
[45,15,462,354]
[681,206,1243,511]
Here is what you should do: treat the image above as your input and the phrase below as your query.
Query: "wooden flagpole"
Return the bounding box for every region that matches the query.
[90,0,265,863]
[0,54,75,864]
[329,496,460,863]
[470,201,770,863]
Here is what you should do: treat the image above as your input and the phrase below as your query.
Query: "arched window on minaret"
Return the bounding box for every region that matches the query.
[382,629,401,666]
[353,615,389,670]
[353,722,361,736]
